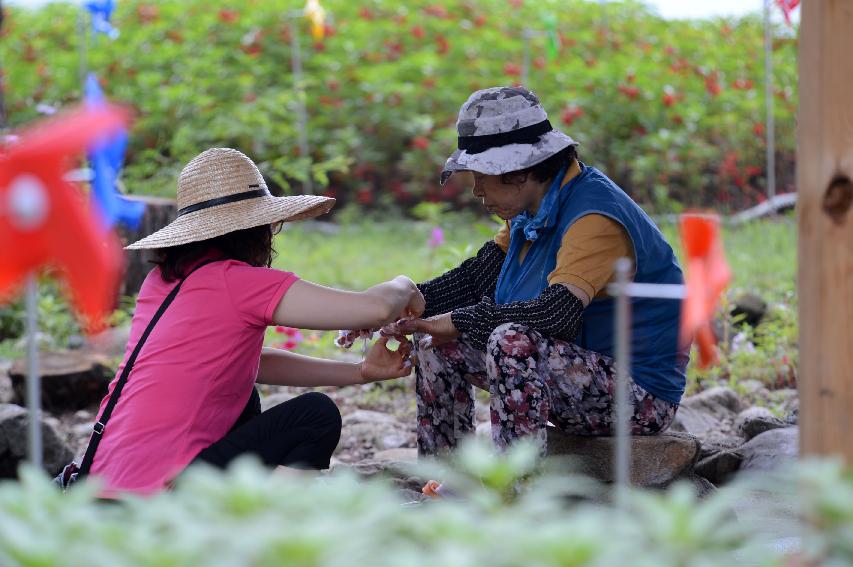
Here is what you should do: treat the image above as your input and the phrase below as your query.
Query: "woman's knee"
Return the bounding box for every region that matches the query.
[487,322,537,354]
[298,391,342,432]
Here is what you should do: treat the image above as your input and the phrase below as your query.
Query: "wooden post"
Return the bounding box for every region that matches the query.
[797,1,853,462]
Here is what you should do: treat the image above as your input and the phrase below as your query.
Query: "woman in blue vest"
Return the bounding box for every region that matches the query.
[403,86,689,455]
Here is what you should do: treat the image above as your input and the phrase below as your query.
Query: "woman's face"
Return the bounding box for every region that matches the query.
[469,171,533,220]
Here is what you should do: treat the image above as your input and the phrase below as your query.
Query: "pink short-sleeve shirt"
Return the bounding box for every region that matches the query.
[89,259,298,495]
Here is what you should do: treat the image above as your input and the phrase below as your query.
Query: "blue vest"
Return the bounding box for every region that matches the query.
[494,164,688,404]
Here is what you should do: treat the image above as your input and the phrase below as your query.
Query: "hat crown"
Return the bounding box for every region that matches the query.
[456,86,549,137]
[177,148,268,210]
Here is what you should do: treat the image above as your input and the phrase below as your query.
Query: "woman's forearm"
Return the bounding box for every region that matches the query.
[364,276,419,321]
[257,347,363,387]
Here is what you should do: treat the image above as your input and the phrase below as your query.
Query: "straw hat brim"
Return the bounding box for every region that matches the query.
[125,194,335,250]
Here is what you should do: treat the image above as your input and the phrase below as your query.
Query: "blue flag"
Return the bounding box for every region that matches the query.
[84,0,119,39]
[86,73,145,229]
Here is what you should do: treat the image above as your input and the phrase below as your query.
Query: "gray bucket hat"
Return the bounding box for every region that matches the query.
[440,86,578,185]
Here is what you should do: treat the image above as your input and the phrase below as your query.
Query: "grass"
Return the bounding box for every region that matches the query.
[0,210,798,405]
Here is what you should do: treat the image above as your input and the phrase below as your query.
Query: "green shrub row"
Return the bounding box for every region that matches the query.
[2,0,798,212]
[0,440,850,566]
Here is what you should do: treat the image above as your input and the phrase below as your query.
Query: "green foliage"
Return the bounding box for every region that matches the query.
[1,439,850,566]
[1,0,797,212]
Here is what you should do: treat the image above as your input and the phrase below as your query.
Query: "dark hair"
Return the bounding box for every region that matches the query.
[500,145,578,185]
[152,224,278,282]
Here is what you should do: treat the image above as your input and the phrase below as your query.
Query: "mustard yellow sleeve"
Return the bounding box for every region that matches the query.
[494,221,511,253]
[547,214,635,300]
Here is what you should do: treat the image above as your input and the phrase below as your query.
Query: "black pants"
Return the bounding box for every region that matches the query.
[193,389,342,470]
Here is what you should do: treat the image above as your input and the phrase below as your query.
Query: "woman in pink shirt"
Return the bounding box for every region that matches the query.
[77,148,423,496]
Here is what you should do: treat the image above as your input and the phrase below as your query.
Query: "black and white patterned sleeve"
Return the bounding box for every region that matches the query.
[450,284,584,351]
[417,240,506,319]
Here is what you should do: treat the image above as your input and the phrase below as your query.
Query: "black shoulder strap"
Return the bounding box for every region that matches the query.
[77,259,219,477]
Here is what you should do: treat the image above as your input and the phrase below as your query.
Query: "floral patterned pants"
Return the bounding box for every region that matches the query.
[415,323,678,456]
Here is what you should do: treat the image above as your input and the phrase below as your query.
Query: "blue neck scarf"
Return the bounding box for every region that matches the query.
[510,163,569,241]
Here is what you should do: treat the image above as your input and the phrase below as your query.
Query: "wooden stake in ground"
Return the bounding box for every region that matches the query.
[797,1,853,462]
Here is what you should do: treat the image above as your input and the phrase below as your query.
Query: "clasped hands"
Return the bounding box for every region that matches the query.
[354,290,461,383]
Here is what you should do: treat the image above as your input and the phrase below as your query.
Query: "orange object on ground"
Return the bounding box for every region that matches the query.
[0,105,128,332]
[422,480,443,498]
[678,213,731,368]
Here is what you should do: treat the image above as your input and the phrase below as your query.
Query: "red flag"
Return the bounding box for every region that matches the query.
[775,0,800,25]
[0,106,129,332]
[679,213,731,368]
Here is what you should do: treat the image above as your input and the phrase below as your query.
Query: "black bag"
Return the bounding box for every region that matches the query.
[55,260,217,490]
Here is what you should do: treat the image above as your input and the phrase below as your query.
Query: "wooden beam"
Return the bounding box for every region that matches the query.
[797,0,853,461]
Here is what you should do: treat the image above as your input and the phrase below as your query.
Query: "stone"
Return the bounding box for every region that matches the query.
[695,450,743,485]
[670,387,743,441]
[377,432,409,451]
[735,406,787,441]
[784,407,798,426]
[9,350,112,413]
[373,448,417,462]
[342,409,402,427]
[545,429,701,488]
[738,427,798,474]
[0,403,73,477]
[0,369,13,404]
[731,293,768,328]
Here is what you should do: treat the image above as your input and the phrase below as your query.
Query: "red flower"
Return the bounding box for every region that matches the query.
[673,114,684,125]
[359,7,373,20]
[560,104,583,126]
[533,57,546,70]
[136,4,159,24]
[745,165,763,177]
[753,122,765,137]
[241,43,262,56]
[584,57,597,68]
[705,76,722,97]
[424,5,449,18]
[327,79,340,91]
[218,8,239,23]
[732,78,754,90]
[411,25,425,40]
[503,62,521,77]
[508,0,523,7]
[619,85,640,99]
[422,77,436,89]
[356,188,374,205]
[662,91,677,107]
[313,40,325,52]
[411,136,430,150]
[474,14,487,27]
[435,35,449,55]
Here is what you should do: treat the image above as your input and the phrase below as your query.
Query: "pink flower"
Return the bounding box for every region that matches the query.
[427,226,444,249]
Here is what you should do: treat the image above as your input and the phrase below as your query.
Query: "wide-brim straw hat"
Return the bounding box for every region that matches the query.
[440,86,578,186]
[126,148,335,249]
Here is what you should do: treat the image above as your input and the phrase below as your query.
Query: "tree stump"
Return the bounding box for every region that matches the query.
[116,195,177,297]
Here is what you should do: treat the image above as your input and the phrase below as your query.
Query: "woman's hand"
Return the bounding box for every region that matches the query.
[359,336,414,383]
[400,313,460,348]
[394,276,425,319]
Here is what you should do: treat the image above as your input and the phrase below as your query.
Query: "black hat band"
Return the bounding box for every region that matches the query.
[178,186,270,217]
[458,119,553,155]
